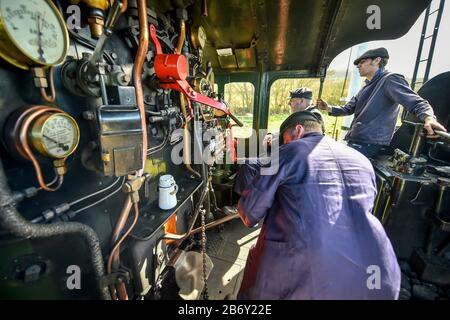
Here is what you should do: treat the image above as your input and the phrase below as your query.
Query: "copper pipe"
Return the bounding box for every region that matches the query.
[108,2,148,296]
[37,174,61,191]
[111,196,132,244]
[107,0,148,299]
[164,213,239,241]
[134,0,149,173]
[19,107,64,192]
[40,67,56,103]
[11,106,50,160]
[176,20,186,54]
[201,0,208,16]
[107,202,139,300]
[109,195,132,297]
[116,281,129,300]
[120,0,128,13]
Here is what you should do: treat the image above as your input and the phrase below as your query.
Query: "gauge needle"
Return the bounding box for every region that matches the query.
[43,134,69,151]
[36,14,46,63]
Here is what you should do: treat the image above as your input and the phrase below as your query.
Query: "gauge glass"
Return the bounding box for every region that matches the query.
[197,26,207,49]
[41,114,79,158]
[0,0,68,65]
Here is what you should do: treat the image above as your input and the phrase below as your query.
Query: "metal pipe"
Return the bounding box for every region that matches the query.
[111,196,132,244]
[176,20,186,54]
[201,0,208,17]
[90,0,123,64]
[18,107,65,192]
[189,213,240,236]
[108,202,140,300]
[40,67,56,103]
[107,2,148,299]
[0,159,110,299]
[121,0,128,13]
[134,0,149,172]
[409,124,425,158]
[435,130,450,141]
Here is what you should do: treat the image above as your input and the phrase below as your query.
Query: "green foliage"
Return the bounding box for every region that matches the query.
[225,73,351,138]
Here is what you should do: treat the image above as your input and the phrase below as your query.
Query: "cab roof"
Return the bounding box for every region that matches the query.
[176,0,431,75]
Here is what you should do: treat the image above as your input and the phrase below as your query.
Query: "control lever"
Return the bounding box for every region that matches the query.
[149,24,230,115]
[90,1,123,65]
[435,130,450,141]
[229,112,244,127]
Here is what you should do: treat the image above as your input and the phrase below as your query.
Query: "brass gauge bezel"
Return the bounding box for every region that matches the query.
[29,112,80,159]
[0,0,70,70]
[191,25,207,50]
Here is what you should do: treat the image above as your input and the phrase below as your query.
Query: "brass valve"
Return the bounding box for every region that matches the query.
[122,173,150,204]
[69,0,114,38]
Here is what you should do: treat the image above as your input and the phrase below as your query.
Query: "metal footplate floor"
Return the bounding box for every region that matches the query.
[205,219,260,300]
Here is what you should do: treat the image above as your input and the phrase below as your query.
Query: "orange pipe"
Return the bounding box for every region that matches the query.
[40,67,56,103]
[121,0,128,13]
[111,196,132,245]
[19,106,64,192]
[107,203,140,300]
[176,20,186,54]
[134,0,149,172]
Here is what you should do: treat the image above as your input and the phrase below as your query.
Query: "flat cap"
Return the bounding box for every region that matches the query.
[289,87,313,100]
[279,111,322,143]
[354,47,389,65]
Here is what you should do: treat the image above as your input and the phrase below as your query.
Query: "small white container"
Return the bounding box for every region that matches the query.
[158,175,178,210]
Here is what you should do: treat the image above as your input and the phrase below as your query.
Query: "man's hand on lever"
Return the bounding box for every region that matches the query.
[424,116,447,138]
[316,99,332,113]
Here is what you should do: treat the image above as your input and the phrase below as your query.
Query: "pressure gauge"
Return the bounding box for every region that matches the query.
[191,26,207,50]
[0,0,69,70]
[30,113,80,159]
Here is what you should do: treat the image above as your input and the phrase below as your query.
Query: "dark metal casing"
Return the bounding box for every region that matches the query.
[96,104,143,177]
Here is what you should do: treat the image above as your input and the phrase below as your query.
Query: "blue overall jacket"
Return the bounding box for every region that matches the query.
[330,70,436,145]
[237,133,401,300]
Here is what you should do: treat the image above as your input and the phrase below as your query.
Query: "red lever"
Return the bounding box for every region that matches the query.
[149,24,230,115]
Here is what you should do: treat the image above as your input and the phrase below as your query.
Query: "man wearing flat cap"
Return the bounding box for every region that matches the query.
[289,87,325,132]
[317,47,447,158]
[227,90,325,206]
[237,111,401,300]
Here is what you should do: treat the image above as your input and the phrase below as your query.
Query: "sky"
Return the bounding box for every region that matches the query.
[329,0,450,80]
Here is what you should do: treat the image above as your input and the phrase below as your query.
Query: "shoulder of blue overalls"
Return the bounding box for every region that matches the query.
[280,133,323,157]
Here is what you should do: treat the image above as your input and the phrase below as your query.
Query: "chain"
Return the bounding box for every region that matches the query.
[200,207,209,300]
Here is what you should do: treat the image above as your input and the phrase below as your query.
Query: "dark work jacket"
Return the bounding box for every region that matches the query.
[238,134,400,300]
[330,70,435,145]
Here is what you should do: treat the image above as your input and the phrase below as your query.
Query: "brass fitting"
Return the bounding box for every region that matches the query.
[122,173,150,204]
[101,151,111,163]
[69,0,113,38]
[31,68,49,88]
[88,16,105,39]
[53,159,68,176]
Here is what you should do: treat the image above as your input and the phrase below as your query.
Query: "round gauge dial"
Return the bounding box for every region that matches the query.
[191,26,207,49]
[0,0,69,69]
[31,113,80,159]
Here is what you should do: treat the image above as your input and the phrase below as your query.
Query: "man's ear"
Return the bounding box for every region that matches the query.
[295,124,305,138]
[372,57,381,67]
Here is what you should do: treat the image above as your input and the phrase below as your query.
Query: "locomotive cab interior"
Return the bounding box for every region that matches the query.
[0,0,448,300]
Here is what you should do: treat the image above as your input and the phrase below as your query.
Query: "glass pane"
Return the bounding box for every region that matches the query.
[224,82,255,138]
[268,75,347,138]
